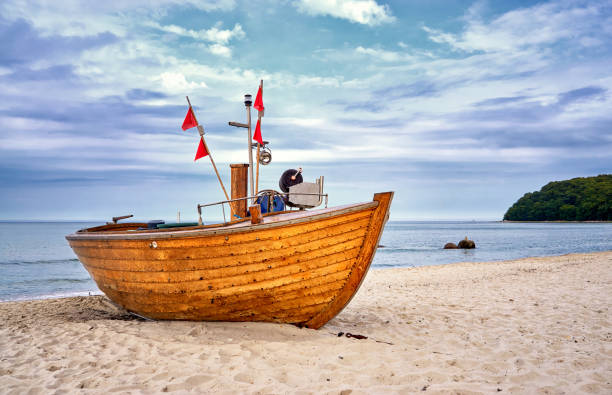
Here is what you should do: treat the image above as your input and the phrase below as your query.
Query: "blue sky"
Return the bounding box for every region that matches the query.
[0,0,610,221]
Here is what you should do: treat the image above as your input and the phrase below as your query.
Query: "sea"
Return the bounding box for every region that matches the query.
[1,221,610,302]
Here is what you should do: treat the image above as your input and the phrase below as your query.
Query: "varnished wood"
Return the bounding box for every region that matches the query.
[66,192,393,328]
[230,163,249,218]
[303,191,394,328]
[249,205,263,224]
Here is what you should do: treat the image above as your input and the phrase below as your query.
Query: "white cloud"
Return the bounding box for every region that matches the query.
[2,0,611,178]
[313,45,420,65]
[152,23,245,45]
[203,24,245,44]
[296,0,395,26]
[266,117,326,128]
[356,46,407,62]
[150,22,245,57]
[423,1,607,53]
[208,44,232,58]
[157,72,208,92]
[579,36,603,47]
[0,0,237,36]
[0,117,67,132]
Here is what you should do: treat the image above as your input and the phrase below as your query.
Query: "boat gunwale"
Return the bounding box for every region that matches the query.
[66,201,378,241]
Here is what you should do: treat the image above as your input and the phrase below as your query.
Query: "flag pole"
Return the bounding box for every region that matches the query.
[255,80,263,194]
[186,96,230,203]
[246,96,255,200]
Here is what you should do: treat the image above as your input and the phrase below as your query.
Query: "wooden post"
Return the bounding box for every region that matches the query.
[230,163,249,218]
[249,205,263,224]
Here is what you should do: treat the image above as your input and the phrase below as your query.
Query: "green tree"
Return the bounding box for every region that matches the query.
[503,175,612,221]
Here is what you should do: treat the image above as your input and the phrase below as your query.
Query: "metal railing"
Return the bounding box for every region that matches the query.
[197,191,329,225]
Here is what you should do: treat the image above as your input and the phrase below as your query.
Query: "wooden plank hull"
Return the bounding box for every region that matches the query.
[66,192,393,328]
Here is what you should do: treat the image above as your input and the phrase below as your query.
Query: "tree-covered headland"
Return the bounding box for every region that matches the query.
[503,175,611,221]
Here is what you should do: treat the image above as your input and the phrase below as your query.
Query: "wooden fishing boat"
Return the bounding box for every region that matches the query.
[67,85,393,328]
[66,192,392,329]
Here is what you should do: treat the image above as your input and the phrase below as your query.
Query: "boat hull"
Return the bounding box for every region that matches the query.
[66,192,393,328]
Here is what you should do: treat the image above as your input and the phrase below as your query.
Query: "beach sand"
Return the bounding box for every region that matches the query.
[1,251,610,394]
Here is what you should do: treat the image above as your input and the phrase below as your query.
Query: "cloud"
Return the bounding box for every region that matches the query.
[557,86,607,106]
[328,99,386,113]
[2,65,77,82]
[0,18,117,65]
[373,81,438,100]
[295,0,395,26]
[0,0,611,220]
[423,1,609,53]
[355,46,405,62]
[125,89,167,101]
[148,22,245,58]
[474,96,530,107]
[151,22,245,44]
[207,43,232,58]
[0,0,237,36]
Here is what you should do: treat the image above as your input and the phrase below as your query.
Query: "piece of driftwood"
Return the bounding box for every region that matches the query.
[66,192,393,329]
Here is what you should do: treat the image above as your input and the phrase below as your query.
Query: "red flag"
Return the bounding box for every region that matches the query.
[253,85,264,113]
[253,118,263,144]
[182,107,198,130]
[194,137,208,161]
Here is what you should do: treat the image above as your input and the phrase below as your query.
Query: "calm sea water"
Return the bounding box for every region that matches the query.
[1,221,610,301]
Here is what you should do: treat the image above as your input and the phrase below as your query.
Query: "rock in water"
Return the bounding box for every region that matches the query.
[444,242,458,249]
[457,236,476,249]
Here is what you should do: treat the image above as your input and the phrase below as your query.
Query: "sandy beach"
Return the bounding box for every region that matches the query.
[1,251,610,394]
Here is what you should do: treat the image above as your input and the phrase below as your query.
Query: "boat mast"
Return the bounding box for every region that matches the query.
[229,94,256,202]
[255,80,263,194]
[245,94,255,199]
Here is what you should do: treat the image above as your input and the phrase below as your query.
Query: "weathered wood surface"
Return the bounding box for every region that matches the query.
[66,192,393,328]
[230,163,249,218]
[249,205,263,224]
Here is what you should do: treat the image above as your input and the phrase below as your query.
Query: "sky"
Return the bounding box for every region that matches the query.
[0,0,611,221]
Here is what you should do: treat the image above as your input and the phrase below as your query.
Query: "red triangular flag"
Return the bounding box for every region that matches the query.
[182,107,198,130]
[194,137,208,161]
[253,85,264,113]
[253,118,263,144]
